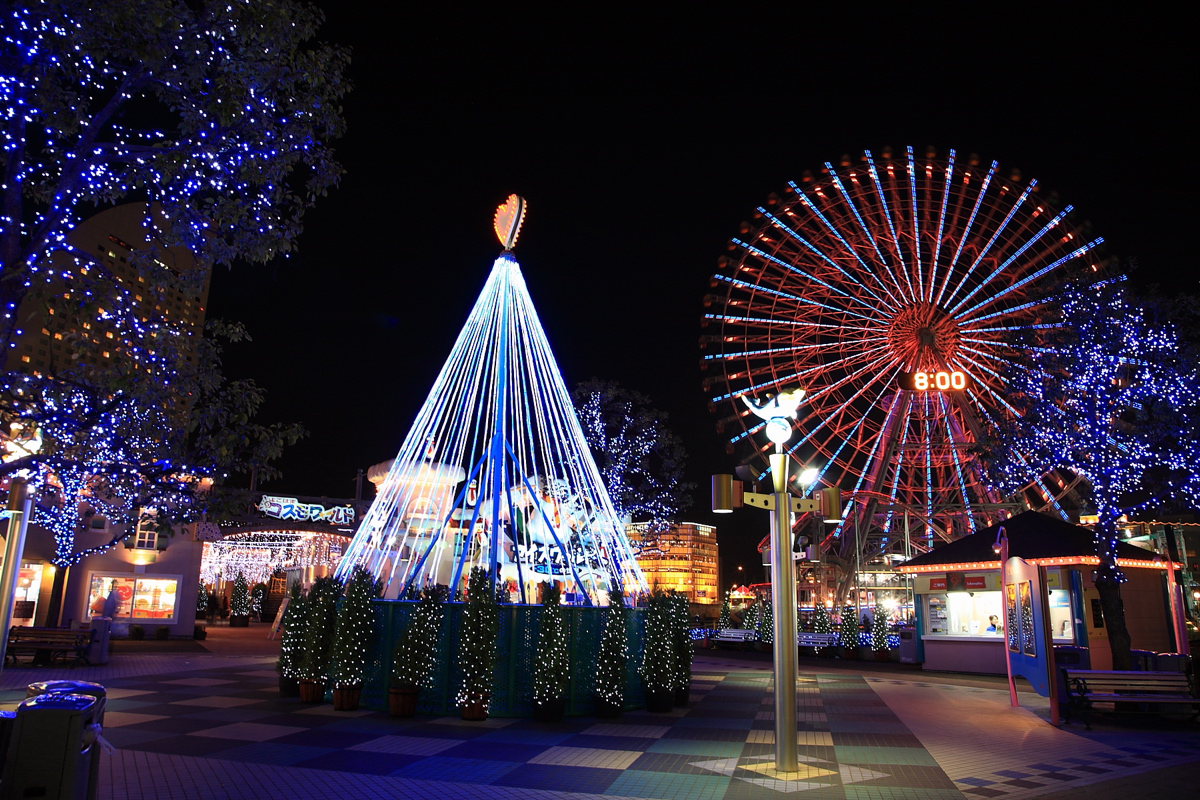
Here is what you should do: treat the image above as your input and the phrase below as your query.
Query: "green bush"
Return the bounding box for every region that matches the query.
[392,585,447,689]
[456,568,498,709]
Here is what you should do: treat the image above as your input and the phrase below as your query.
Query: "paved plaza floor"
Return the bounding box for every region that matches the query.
[2,627,1198,799]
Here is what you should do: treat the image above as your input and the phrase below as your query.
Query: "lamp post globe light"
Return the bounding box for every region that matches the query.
[711,388,842,775]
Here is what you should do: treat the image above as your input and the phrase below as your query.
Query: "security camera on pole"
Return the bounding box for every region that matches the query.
[712,388,841,774]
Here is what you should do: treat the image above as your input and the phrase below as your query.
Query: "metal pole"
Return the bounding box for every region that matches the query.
[768,452,798,772]
[0,478,31,670]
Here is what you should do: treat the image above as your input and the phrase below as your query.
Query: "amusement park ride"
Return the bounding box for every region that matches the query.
[702,146,1112,577]
[335,197,646,604]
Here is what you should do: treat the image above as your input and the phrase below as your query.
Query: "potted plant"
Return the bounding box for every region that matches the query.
[594,584,628,717]
[229,573,251,627]
[871,604,891,661]
[839,608,859,659]
[812,603,834,657]
[250,583,268,622]
[532,583,570,721]
[639,590,675,712]
[390,585,447,716]
[456,567,498,720]
[297,576,341,703]
[330,567,379,711]
[670,592,693,706]
[754,597,774,653]
[277,582,307,697]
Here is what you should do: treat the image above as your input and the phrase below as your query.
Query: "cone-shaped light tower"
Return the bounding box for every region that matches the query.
[336,196,647,604]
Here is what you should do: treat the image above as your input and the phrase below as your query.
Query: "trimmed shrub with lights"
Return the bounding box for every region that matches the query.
[670,592,693,704]
[229,573,250,627]
[872,604,890,657]
[456,567,499,720]
[390,584,447,716]
[594,584,628,717]
[757,598,774,645]
[640,590,675,712]
[812,603,833,654]
[717,593,732,632]
[839,607,860,657]
[298,576,342,701]
[277,582,308,695]
[196,584,209,616]
[330,567,379,710]
[532,583,570,720]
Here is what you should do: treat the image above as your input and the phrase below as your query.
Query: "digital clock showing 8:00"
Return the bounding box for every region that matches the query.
[898,370,968,391]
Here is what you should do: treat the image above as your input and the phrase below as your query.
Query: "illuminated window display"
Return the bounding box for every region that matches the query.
[87,573,180,621]
[924,586,1075,642]
[13,563,43,623]
[925,591,1003,636]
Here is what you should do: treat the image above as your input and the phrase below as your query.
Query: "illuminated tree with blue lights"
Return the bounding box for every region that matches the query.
[993,279,1200,668]
[0,0,346,330]
[573,380,692,532]
[0,0,339,594]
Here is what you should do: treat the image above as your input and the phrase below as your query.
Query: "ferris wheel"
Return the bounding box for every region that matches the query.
[701,146,1110,552]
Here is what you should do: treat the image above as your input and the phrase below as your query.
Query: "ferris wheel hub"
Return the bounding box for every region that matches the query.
[888,303,960,370]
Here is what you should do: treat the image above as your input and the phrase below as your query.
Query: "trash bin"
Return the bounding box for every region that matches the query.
[1154,652,1191,673]
[1129,649,1156,671]
[23,681,105,800]
[25,681,107,726]
[1053,645,1091,669]
[1,693,101,800]
[0,711,15,782]
[86,618,111,666]
[898,628,920,664]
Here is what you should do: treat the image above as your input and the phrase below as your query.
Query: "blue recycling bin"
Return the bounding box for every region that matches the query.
[1053,645,1091,669]
[1,694,102,800]
[1129,649,1156,671]
[1153,652,1191,673]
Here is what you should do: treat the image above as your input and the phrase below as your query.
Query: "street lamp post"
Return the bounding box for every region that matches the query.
[712,389,841,774]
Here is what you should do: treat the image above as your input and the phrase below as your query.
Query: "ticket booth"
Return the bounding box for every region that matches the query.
[900,511,1180,675]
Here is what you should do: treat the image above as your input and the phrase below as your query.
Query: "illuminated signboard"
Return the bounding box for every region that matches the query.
[258,496,356,527]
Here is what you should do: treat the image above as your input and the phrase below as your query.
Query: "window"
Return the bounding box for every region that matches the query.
[132,512,159,549]
[86,574,180,621]
[924,591,1003,636]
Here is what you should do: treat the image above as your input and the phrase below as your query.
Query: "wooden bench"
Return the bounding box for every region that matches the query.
[1063,668,1199,729]
[797,632,838,649]
[711,629,758,648]
[6,626,94,667]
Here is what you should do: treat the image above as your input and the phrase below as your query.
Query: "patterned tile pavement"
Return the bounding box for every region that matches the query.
[2,644,1198,799]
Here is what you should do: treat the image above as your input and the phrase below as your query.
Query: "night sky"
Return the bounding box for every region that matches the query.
[205,9,1194,583]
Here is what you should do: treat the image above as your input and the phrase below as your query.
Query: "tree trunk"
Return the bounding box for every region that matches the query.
[43,564,69,627]
[1094,575,1133,670]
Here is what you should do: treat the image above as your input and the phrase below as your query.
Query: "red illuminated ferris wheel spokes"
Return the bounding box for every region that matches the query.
[702,146,1109,547]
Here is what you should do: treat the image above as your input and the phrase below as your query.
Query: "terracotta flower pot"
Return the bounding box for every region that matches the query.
[298,679,324,703]
[532,697,565,722]
[278,675,299,697]
[644,689,674,713]
[460,693,491,721]
[229,615,249,628]
[389,687,418,717]
[333,685,362,711]
[594,698,622,718]
[460,702,488,721]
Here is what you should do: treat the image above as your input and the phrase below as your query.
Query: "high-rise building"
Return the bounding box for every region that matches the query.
[626,521,719,604]
[5,202,209,375]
